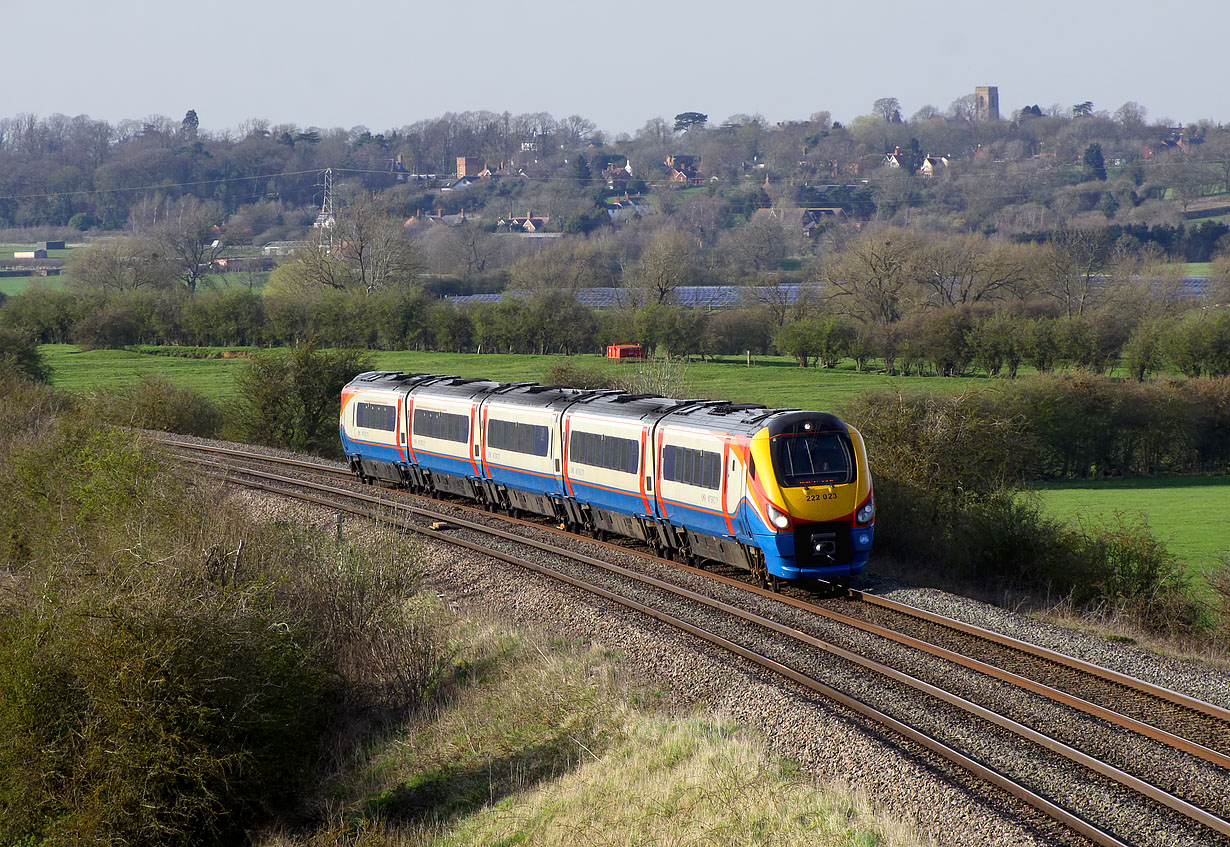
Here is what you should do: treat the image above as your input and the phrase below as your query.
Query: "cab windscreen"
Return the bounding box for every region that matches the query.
[770,432,853,487]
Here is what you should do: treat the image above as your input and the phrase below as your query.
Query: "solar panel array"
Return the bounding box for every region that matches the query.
[447,283,827,308]
[446,278,1215,307]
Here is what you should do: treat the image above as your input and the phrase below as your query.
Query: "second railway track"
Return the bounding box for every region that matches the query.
[160,437,1230,847]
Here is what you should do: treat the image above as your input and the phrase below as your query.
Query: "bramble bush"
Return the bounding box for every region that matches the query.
[844,389,1199,630]
[0,326,51,382]
[225,342,374,455]
[87,374,223,437]
[0,382,446,844]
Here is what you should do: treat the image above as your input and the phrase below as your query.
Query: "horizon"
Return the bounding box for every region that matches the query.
[8,0,1229,138]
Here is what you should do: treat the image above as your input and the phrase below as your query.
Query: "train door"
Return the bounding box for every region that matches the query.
[724,439,747,535]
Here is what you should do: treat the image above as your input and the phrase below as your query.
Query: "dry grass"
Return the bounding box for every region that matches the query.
[1035,591,1230,673]
[258,623,924,847]
[435,716,921,847]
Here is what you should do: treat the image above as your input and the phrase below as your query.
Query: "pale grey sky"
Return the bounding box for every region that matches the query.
[10,0,1228,134]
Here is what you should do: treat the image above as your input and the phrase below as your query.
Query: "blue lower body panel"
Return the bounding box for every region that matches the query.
[755,526,874,580]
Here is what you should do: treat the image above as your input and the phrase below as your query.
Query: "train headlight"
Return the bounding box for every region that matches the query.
[767,503,791,531]
[856,497,875,525]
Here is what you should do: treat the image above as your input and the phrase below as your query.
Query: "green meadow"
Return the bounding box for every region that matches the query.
[41,344,990,409]
[1032,477,1230,581]
[40,345,254,399]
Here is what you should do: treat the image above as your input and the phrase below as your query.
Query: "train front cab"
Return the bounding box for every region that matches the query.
[746,415,874,582]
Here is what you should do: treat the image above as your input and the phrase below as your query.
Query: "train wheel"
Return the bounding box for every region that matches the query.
[768,574,782,593]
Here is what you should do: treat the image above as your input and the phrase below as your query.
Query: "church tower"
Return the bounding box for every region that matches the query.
[975,86,999,122]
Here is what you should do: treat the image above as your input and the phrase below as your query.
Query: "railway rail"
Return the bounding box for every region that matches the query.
[158,437,1230,847]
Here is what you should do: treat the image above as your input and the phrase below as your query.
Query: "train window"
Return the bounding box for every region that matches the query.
[488,419,550,457]
[413,409,470,443]
[569,430,639,474]
[771,432,852,487]
[662,444,721,490]
[356,402,396,431]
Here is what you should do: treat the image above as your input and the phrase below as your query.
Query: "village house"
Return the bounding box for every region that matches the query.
[919,155,949,178]
[604,195,650,223]
[404,209,470,228]
[800,207,849,235]
[497,211,550,233]
[665,155,703,186]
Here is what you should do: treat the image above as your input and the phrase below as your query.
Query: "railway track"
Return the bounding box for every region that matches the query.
[158,437,1230,847]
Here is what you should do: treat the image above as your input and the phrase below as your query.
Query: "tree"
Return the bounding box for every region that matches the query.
[721,212,788,276]
[1082,143,1107,181]
[1166,160,1216,213]
[1043,227,1110,317]
[67,237,176,291]
[872,97,902,123]
[631,228,697,304]
[673,112,708,132]
[774,318,823,367]
[290,195,423,294]
[917,235,1035,307]
[636,117,673,145]
[572,154,592,186]
[1122,317,1166,381]
[1099,191,1120,219]
[151,196,225,293]
[1113,101,1148,133]
[181,109,199,138]
[1072,101,1094,118]
[948,94,977,122]
[822,228,924,324]
[0,328,52,382]
[558,114,597,145]
[898,138,925,176]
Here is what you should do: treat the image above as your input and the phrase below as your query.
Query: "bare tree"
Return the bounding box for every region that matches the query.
[68,236,176,291]
[917,235,1036,306]
[872,97,902,123]
[1042,226,1110,317]
[1165,158,1217,213]
[1113,101,1149,134]
[720,211,789,276]
[746,281,820,327]
[151,196,225,293]
[948,94,977,121]
[631,227,697,304]
[821,227,924,324]
[291,195,422,294]
[558,114,597,146]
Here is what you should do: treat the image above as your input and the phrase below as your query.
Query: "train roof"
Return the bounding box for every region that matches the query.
[344,371,847,435]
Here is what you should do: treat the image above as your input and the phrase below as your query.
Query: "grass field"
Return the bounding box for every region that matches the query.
[41,345,994,408]
[41,345,253,399]
[0,272,268,298]
[1032,476,1230,580]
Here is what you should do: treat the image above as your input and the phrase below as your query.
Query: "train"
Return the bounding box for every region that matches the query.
[339,371,874,588]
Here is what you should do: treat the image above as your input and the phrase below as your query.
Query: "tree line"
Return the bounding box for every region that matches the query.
[4,97,1230,257]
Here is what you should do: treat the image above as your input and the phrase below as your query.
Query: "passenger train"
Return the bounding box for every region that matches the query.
[340,371,874,587]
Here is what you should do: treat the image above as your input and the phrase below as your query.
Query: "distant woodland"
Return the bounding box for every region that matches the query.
[2,99,1230,369]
